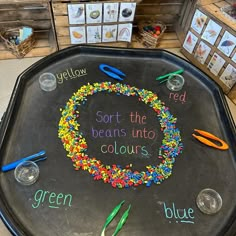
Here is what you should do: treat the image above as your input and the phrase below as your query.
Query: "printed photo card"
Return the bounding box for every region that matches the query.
[67,2,137,45]
[119,2,136,22]
[194,41,211,64]
[191,9,207,34]
[117,23,133,42]
[102,24,118,42]
[69,26,86,44]
[86,3,103,24]
[217,31,236,57]
[207,53,225,76]
[103,2,119,23]
[183,31,198,54]
[220,64,236,89]
[68,4,85,25]
[87,25,102,44]
[201,19,222,45]
[232,52,236,64]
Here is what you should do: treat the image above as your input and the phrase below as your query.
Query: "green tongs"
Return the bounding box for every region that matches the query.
[101,200,131,236]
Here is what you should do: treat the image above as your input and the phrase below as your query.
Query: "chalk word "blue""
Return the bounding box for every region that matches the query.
[164,202,194,224]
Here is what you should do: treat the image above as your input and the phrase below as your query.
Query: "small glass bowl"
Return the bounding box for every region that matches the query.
[14,161,39,185]
[166,74,185,91]
[39,72,57,92]
[196,188,222,215]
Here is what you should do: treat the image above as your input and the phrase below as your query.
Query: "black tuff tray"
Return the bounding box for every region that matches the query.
[0,46,236,236]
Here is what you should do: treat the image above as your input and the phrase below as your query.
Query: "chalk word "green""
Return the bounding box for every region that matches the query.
[32,189,73,209]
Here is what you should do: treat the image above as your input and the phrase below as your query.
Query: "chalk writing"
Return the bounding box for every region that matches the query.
[169,91,187,104]
[91,127,127,138]
[56,68,87,84]
[100,141,149,156]
[163,202,194,224]
[130,112,147,124]
[132,128,156,139]
[91,111,126,138]
[96,111,121,123]
[130,112,156,139]
[32,189,73,209]
[90,110,158,157]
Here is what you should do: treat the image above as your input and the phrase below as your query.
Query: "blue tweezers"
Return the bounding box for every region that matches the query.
[1,150,47,172]
[99,64,126,81]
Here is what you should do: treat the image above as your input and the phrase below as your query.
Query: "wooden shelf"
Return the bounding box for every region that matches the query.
[2,0,49,3]
[0,0,185,58]
[131,31,181,49]
[0,1,57,60]
[0,31,56,60]
[57,31,181,51]
[180,1,236,104]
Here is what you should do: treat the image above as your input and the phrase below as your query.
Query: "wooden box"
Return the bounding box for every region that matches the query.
[134,0,185,32]
[0,0,57,60]
[51,0,139,50]
[228,84,236,104]
[180,1,236,103]
[131,0,194,49]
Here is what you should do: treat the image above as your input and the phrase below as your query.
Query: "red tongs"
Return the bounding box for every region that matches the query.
[192,129,229,150]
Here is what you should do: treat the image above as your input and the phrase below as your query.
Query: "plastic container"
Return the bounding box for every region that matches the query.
[39,72,57,91]
[14,161,39,185]
[166,74,185,91]
[196,188,222,215]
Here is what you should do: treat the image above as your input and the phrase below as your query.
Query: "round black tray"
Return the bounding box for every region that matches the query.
[0,46,236,236]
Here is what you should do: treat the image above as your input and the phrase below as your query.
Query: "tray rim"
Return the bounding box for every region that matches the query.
[0,45,236,236]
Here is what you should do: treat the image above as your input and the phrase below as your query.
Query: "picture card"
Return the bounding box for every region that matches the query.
[183,31,198,54]
[191,9,207,34]
[87,25,102,44]
[217,31,236,57]
[194,41,211,64]
[68,4,85,25]
[201,19,222,45]
[220,64,236,89]
[102,24,117,42]
[207,53,225,76]
[69,26,86,44]
[119,2,136,22]
[103,2,119,23]
[117,23,132,42]
[86,3,103,24]
[232,52,236,64]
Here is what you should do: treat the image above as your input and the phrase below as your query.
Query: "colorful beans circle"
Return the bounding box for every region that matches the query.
[58,82,183,188]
